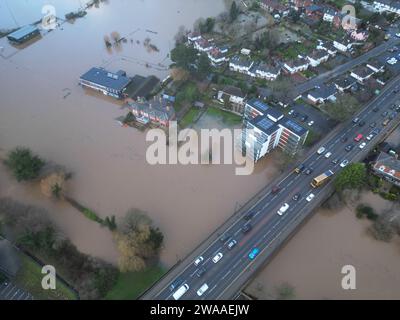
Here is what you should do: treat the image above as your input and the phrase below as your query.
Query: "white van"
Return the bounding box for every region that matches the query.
[277,203,290,216]
[197,283,209,297]
[173,284,189,300]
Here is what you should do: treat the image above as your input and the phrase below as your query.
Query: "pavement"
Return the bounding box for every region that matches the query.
[141,73,400,301]
[0,281,33,300]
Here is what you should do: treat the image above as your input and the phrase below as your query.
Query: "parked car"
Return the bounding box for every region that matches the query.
[305,168,314,175]
[383,118,390,126]
[308,120,314,126]
[390,112,397,120]
[372,106,379,112]
[352,117,360,124]
[196,283,209,297]
[288,109,294,115]
[341,136,348,143]
[332,158,339,165]
[358,120,366,127]
[317,147,326,155]
[366,134,375,141]
[382,111,389,117]
[359,142,367,149]
[370,122,376,128]
[219,233,230,243]
[325,152,332,159]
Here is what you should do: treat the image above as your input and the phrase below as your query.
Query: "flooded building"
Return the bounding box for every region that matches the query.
[125,75,160,100]
[129,96,176,127]
[79,67,132,99]
[7,25,40,44]
[372,152,400,186]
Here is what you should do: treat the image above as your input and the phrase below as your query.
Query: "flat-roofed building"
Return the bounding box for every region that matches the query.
[7,25,40,44]
[79,67,132,99]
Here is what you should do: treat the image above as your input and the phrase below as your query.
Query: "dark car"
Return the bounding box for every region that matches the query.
[243,212,255,221]
[293,193,301,201]
[370,122,377,128]
[358,120,366,127]
[345,144,354,152]
[294,164,305,174]
[341,136,349,143]
[332,158,339,165]
[292,111,299,118]
[396,106,400,112]
[271,185,281,195]
[219,233,231,243]
[390,103,397,110]
[169,279,184,291]
[372,128,381,135]
[196,267,206,278]
[300,115,308,122]
[390,112,397,120]
[372,106,379,112]
[382,111,389,117]
[241,223,252,234]
[304,168,313,175]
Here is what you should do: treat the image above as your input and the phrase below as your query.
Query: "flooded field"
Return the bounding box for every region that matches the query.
[0,0,283,266]
[246,190,400,300]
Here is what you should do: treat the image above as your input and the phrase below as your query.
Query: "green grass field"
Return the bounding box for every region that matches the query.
[106,266,165,300]
[180,108,202,128]
[206,106,242,126]
[14,253,78,300]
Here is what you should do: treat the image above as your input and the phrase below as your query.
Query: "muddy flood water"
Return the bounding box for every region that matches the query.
[0,0,283,266]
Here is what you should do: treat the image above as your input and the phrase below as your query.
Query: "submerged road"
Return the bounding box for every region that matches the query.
[142,74,400,301]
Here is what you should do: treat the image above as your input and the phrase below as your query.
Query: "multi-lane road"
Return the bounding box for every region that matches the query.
[142,74,400,301]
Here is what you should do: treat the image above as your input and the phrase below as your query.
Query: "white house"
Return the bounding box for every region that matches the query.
[366,60,385,73]
[229,55,254,74]
[333,37,355,52]
[194,38,214,52]
[207,47,228,66]
[307,49,330,67]
[283,58,309,74]
[317,41,338,57]
[218,85,246,106]
[248,63,281,81]
[187,32,202,43]
[307,83,337,104]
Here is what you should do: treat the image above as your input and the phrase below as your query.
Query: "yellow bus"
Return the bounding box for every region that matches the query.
[311,170,334,188]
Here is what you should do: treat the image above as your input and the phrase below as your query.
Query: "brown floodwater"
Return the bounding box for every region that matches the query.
[0,0,283,266]
[246,191,400,299]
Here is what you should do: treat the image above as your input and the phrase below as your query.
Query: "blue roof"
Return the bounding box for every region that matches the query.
[80,67,131,91]
[247,98,270,113]
[7,25,39,41]
[250,115,278,135]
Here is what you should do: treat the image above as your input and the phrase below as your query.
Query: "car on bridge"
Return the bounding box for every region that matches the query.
[306,193,315,202]
[194,256,204,266]
[293,193,301,201]
[340,160,349,168]
[345,144,354,152]
[219,233,231,243]
[241,223,252,234]
[227,239,237,250]
[294,164,305,174]
[248,248,260,260]
[212,253,223,264]
[197,283,209,297]
[277,203,290,216]
[325,152,332,159]
[169,279,184,292]
[173,284,189,300]
[196,267,206,278]
[317,147,326,155]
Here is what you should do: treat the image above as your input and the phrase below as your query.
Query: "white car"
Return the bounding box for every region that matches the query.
[366,134,374,141]
[340,160,349,168]
[194,256,204,266]
[325,152,332,159]
[306,194,315,202]
[197,283,209,297]
[212,252,223,264]
[396,32,400,38]
[308,120,314,126]
[359,142,367,149]
[387,57,397,65]
[288,109,294,115]
[317,147,326,155]
[277,203,290,216]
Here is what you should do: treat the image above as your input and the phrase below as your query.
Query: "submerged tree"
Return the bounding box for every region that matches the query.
[4,147,45,182]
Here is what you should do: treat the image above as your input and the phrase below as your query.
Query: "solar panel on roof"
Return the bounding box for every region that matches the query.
[257,118,274,130]
[285,120,304,133]
[253,100,269,111]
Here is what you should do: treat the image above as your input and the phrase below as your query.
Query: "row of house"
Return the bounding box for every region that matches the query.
[240,98,309,161]
[306,58,386,104]
[229,55,282,80]
[187,33,230,66]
